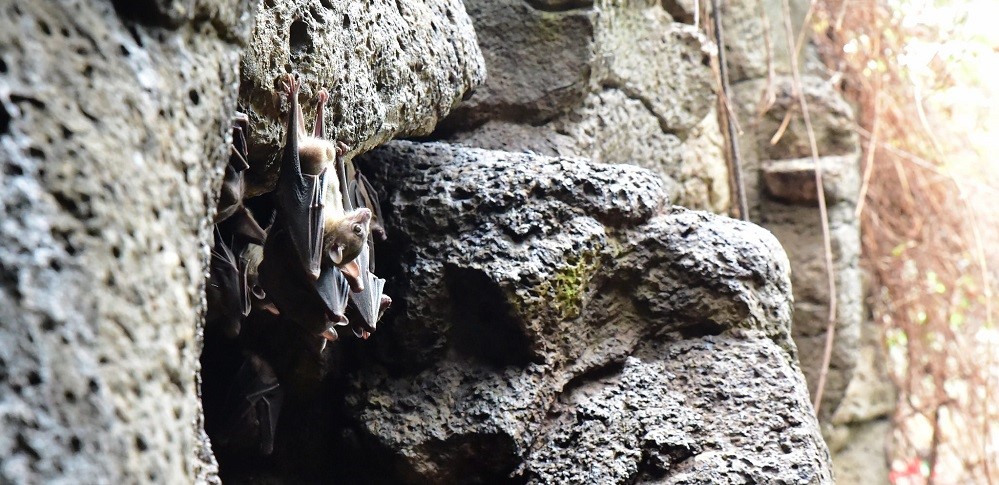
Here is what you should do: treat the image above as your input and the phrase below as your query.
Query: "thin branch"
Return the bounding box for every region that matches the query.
[779,0,838,416]
[711,0,749,221]
[855,92,881,218]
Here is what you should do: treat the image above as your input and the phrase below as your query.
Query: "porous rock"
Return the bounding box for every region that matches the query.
[239,0,485,193]
[447,0,726,212]
[0,0,254,482]
[342,141,830,483]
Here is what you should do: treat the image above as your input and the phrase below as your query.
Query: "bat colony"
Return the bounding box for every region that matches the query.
[204,74,390,458]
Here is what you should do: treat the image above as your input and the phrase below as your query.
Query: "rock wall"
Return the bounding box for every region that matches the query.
[443,0,730,213]
[1,0,837,482]
[0,0,254,481]
[718,1,891,481]
[341,142,830,483]
[0,0,483,482]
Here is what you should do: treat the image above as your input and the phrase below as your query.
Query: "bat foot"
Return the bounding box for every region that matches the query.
[379,294,392,315]
[351,325,371,340]
[282,73,299,99]
[335,141,350,157]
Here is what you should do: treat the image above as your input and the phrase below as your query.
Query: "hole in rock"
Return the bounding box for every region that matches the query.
[289,20,314,56]
[444,264,538,368]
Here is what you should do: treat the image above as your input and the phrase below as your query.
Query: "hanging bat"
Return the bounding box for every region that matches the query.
[258,74,375,342]
[208,105,275,341]
[207,227,249,339]
[348,166,387,243]
[212,352,284,457]
[272,74,336,281]
[215,112,252,224]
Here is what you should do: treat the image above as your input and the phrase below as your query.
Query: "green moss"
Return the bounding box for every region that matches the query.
[542,250,601,320]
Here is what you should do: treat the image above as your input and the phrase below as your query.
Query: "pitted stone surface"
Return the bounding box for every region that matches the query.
[447,1,725,212]
[0,0,254,482]
[239,0,485,193]
[340,141,829,484]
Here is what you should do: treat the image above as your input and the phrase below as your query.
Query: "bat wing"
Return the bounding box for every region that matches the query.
[219,353,283,456]
[315,264,351,320]
[275,76,325,280]
[349,168,387,242]
[347,248,388,337]
[208,227,244,338]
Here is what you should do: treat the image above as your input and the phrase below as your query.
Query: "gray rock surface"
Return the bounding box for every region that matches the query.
[447,0,728,212]
[0,0,486,482]
[723,1,876,476]
[0,0,254,482]
[342,141,830,483]
[239,0,485,193]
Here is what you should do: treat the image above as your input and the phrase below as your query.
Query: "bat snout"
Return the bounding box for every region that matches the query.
[348,208,372,224]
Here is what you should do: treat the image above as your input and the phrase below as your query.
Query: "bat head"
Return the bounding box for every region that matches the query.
[325,208,372,266]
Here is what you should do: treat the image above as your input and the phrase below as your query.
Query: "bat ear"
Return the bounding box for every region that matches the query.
[330,244,344,265]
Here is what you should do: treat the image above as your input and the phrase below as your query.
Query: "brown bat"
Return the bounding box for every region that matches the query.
[212,352,284,457]
[272,74,334,281]
[259,75,367,342]
[348,166,387,243]
[208,110,269,339]
[207,227,249,339]
[324,207,371,291]
[215,113,252,225]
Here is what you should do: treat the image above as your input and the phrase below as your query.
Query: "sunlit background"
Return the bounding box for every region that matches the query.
[815,0,999,482]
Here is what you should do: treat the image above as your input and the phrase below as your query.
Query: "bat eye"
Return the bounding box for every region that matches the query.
[352,224,363,236]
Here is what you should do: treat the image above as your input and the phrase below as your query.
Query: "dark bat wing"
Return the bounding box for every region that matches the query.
[315,264,351,320]
[218,353,283,456]
[215,112,252,224]
[214,163,244,224]
[221,205,267,246]
[208,227,244,338]
[258,227,330,334]
[347,247,388,337]
[276,78,325,280]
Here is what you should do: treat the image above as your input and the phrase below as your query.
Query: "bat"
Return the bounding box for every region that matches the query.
[347,166,387,243]
[259,74,374,343]
[347,245,392,339]
[208,111,268,339]
[215,113,252,224]
[207,227,248,339]
[272,74,336,281]
[213,352,284,457]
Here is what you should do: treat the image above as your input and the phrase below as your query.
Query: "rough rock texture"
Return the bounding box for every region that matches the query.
[336,141,831,483]
[1,0,487,482]
[0,0,255,482]
[730,74,863,426]
[721,0,880,479]
[445,0,729,212]
[238,0,485,193]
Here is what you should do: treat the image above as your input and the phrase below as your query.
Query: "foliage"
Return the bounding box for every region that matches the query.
[813,0,999,482]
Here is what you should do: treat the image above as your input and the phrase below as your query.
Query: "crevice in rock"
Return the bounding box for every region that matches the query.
[677,319,727,339]
[523,0,594,12]
[109,0,180,29]
[444,264,536,368]
[559,358,626,397]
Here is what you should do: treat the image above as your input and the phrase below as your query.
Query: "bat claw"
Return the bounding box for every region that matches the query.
[283,73,299,98]
[336,141,350,157]
[321,327,339,343]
